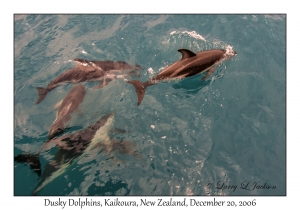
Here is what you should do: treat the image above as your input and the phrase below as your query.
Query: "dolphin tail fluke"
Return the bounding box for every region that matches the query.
[127,80,150,106]
[36,87,49,104]
[14,154,41,176]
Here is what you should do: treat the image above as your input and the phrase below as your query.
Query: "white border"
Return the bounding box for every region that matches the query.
[4,1,295,209]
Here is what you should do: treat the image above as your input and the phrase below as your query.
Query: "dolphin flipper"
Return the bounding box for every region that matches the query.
[202,66,218,80]
[53,99,63,110]
[93,78,113,89]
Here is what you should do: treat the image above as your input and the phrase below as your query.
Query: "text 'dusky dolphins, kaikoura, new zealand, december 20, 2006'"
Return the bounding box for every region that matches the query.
[127,48,236,106]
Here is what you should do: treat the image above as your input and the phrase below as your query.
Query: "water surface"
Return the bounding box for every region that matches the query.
[14,14,286,196]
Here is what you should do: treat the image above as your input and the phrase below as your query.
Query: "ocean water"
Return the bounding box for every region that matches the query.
[14,14,286,196]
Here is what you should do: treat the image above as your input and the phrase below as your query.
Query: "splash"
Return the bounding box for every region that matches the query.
[148,67,154,75]
[170,30,206,42]
[158,66,167,72]
[224,45,236,56]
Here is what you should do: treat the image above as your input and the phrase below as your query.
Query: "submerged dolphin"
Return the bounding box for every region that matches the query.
[128,48,236,105]
[48,84,86,140]
[14,113,138,195]
[36,59,141,104]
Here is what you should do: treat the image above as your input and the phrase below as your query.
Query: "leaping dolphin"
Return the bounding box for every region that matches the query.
[36,59,142,104]
[14,113,139,195]
[127,48,236,105]
[48,84,86,140]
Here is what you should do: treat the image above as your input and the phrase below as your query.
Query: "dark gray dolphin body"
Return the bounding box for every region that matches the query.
[36,59,141,104]
[48,84,86,140]
[128,48,236,105]
[14,113,138,195]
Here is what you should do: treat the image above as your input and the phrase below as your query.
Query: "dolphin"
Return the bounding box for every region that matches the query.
[14,113,138,195]
[73,58,142,72]
[127,48,236,105]
[48,84,86,140]
[36,59,142,104]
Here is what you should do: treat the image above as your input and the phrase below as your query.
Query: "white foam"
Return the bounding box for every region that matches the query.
[170,30,206,42]
[148,67,154,75]
[225,45,236,56]
[158,66,167,72]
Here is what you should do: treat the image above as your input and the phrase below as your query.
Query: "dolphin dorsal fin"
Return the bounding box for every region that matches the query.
[178,49,196,60]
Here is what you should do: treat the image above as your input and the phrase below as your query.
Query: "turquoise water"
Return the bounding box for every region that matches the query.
[14,14,286,196]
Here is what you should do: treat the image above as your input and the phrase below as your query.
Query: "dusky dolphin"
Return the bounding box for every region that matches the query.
[14,113,139,195]
[127,48,236,105]
[48,84,86,140]
[36,59,142,104]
